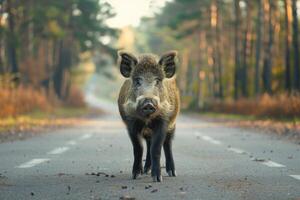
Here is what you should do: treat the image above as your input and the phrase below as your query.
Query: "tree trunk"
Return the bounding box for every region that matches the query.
[0,39,3,73]
[6,0,19,74]
[216,0,223,99]
[284,0,292,92]
[292,0,300,90]
[234,0,241,99]
[179,48,189,95]
[262,0,273,94]
[53,40,65,98]
[209,1,218,98]
[53,39,73,99]
[241,0,253,97]
[0,3,4,74]
[254,0,263,96]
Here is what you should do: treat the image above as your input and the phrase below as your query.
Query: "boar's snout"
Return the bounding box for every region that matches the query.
[138,98,158,117]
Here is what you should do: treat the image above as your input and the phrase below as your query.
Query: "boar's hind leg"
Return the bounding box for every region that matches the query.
[143,138,151,174]
[128,121,144,179]
[163,129,176,177]
[150,121,167,182]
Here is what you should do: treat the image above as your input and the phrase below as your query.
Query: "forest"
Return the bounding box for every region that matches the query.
[135,0,300,118]
[0,0,300,120]
[0,0,116,117]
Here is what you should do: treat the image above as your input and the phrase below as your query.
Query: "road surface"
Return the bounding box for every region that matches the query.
[0,101,299,200]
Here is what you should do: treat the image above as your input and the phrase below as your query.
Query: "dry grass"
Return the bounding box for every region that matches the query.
[0,75,93,142]
[0,86,52,118]
[206,93,300,119]
[0,73,86,118]
[64,85,86,108]
[196,112,300,142]
[0,107,90,131]
[0,107,96,142]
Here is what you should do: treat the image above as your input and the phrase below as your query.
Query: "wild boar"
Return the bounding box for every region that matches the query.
[118,50,180,182]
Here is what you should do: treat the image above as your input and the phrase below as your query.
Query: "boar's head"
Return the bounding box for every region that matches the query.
[118,51,178,119]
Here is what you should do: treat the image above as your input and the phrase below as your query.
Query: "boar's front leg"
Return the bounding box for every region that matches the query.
[150,120,167,182]
[127,120,144,179]
[143,137,151,174]
[164,128,176,177]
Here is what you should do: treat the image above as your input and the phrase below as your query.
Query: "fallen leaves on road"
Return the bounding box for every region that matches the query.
[120,195,136,200]
[0,181,13,187]
[86,172,116,178]
[211,177,254,192]
[55,173,74,177]
[150,189,158,193]
[251,158,266,162]
[144,184,152,190]
[66,185,71,195]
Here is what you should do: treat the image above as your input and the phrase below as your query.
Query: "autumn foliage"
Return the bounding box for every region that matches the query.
[0,74,86,118]
[64,86,86,108]
[0,86,51,118]
[206,93,300,118]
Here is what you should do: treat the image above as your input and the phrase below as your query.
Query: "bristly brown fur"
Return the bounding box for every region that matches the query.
[118,53,180,131]
[117,51,180,182]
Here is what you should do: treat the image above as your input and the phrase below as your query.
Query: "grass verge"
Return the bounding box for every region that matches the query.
[199,112,300,123]
[194,112,300,143]
[0,107,102,142]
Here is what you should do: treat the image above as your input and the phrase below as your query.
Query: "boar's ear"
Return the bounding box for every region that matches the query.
[118,51,138,78]
[159,50,178,78]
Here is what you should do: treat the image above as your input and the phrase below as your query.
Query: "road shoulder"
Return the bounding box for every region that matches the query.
[187,112,300,144]
[0,107,103,143]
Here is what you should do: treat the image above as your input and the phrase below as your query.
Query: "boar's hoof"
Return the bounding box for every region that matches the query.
[132,168,143,179]
[167,170,177,177]
[143,166,151,174]
[152,175,163,182]
[132,172,141,179]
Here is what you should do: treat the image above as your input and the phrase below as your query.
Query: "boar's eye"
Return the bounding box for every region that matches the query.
[133,78,142,87]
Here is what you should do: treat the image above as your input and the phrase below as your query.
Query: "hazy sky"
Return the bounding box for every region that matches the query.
[105,0,171,28]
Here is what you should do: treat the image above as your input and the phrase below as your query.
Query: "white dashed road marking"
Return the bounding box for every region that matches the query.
[47,147,70,155]
[289,175,300,181]
[227,147,247,154]
[261,160,286,168]
[200,135,222,145]
[194,132,290,178]
[66,140,77,145]
[16,158,50,168]
[79,133,92,140]
[194,132,222,145]
[15,134,93,169]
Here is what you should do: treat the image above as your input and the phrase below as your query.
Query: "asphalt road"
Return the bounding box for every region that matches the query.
[0,101,300,200]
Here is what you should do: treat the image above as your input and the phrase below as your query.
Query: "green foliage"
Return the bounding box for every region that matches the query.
[0,0,117,101]
[24,0,116,50]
